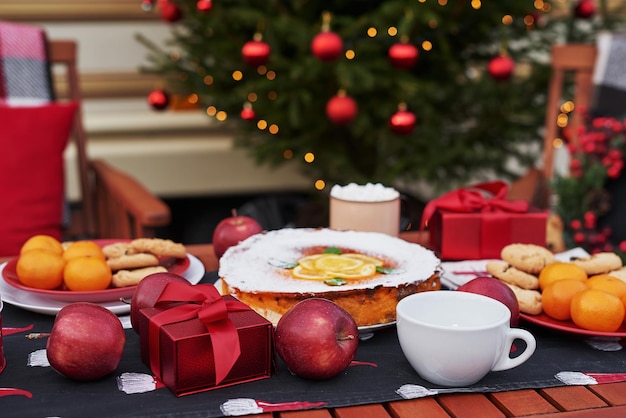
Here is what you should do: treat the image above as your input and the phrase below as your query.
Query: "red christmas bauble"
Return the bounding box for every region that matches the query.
[159,1,182,23]
[147,89,169,111]
[240,107,256,121]
[574,0,596,19]
[196,0,213,12]
[326,94,357,125]
[311,31,343,62]
[388,43,419,69]
[389,109,417,135]
[488,56,515,81]
[242,40,271,66]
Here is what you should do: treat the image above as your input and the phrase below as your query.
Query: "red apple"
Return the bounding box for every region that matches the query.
[212,209,263,258]
[456,276,520,327]
[46,302,126,381]
[130,272,189,333]
[275,298,359,380]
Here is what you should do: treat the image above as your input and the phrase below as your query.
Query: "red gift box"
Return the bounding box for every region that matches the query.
[421,181,548,260]
[138,282,273,396]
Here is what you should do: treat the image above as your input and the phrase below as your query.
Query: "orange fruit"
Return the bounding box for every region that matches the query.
[20,235,64,256]
[586,274,626,299]
[622,294,626,323]
[62,240,106,262]
[16,249,66,290]
[538,262,588,290]
[570,289,625,332]
[63,256,112,291]
[541,279,588,321]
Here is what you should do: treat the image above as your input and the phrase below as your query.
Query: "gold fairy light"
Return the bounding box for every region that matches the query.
[266,70,276,80]
[187,94,198,104]
[553,137,564,149]
[438,0,448,5]
[268,91,277,100]
[232,70,243,81]
[203,75,214,85]
[367,27,377,37]
[304,152,315,163]
[257,120,268,130]
[283,149,293,159]
[216,111,227,121]
[557,113,568,127]
[561,101,575,113]
[206,106,217,116]
[502,15,513,25]
[247,92,258,102]
[422,40,433,51]
[387,26,398,36]
[257,65,267,75]
[269,124,279,134]
[345,50,355,60]
[471,0,481,10]
[315,180,326,190]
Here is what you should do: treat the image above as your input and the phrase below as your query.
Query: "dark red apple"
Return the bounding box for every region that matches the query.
[212,209,263,258]
[456,276,520,327]
[130,272,189,333]
[46,302,126,381]
[275,298,359,380]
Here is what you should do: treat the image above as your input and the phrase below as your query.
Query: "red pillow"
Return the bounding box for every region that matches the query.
[0,103,77,256]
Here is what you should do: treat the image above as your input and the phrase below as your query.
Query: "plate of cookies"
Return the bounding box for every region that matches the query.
[2,238,193,303]
[442,244,626,338]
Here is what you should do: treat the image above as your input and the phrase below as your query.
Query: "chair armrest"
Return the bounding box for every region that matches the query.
[90,159,171,238]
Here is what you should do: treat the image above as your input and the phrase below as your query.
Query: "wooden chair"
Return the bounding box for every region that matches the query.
[507,44,598,209]
[50,40,171,239]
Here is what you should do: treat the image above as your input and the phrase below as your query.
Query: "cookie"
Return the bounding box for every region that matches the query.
[112,266,168,287]
[128,238,187,259]
[607,267,626,282]
[570,252,623,276]
[501,243,555,274]
[107,253,160,271]
[102,242,130,259]
[504,283,543,315]
[486,260,540,290]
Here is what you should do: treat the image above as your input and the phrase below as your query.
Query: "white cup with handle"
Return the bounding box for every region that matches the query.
[396,290,536,387]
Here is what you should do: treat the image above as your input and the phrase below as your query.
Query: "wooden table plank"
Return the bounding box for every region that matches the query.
[387,398,453,418]
[437,393,506,418]
[522,404,626,417]
[540,386,608,411]
[490,389,560,416]
[278,409,333,418]
[334,403,392,418]
[588,382,626,406]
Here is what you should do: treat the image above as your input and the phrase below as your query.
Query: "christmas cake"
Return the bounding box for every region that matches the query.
[218,228,441,327]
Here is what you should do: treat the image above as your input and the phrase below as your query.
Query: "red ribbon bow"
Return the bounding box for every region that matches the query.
[420,181,529,230]
[148,282,250,385]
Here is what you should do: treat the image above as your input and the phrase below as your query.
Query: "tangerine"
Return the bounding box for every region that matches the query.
[20,235,64,256]
[16,249,66,290]
[570,289,625,332]
[63,256,112,291]
[586,274,626,299]
[541,279,588,321]
[538,262,588,290]
[62,240,106,262]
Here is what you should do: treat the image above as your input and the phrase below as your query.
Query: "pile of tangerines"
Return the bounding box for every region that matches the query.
[539,262,626,333]
[16,235,112,292]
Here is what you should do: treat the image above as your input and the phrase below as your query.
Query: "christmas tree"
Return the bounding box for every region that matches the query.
[137,0,622,197]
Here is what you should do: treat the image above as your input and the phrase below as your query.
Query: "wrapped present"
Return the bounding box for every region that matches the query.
[138,282,273,396]
[421,181,548,260]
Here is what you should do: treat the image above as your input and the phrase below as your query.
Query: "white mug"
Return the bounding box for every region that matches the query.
[329,183,400,236]
[396,291,536,387]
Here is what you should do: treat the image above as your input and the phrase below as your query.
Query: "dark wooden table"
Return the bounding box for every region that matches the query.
[187,231,626,418]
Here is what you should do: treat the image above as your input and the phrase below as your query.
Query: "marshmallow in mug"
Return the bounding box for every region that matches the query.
[330,183,399,202]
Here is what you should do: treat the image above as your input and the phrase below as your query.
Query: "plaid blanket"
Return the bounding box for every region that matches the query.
[592,32,626,118]
[0,20,53,105]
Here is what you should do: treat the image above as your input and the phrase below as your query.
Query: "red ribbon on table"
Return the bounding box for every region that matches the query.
[148,282,250,385]
[420,181,529,230]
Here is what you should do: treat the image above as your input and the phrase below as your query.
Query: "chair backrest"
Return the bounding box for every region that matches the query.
[541,44,597,181]
[48,40,96,238]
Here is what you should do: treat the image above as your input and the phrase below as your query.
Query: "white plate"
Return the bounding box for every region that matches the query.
[0,254,205,316]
